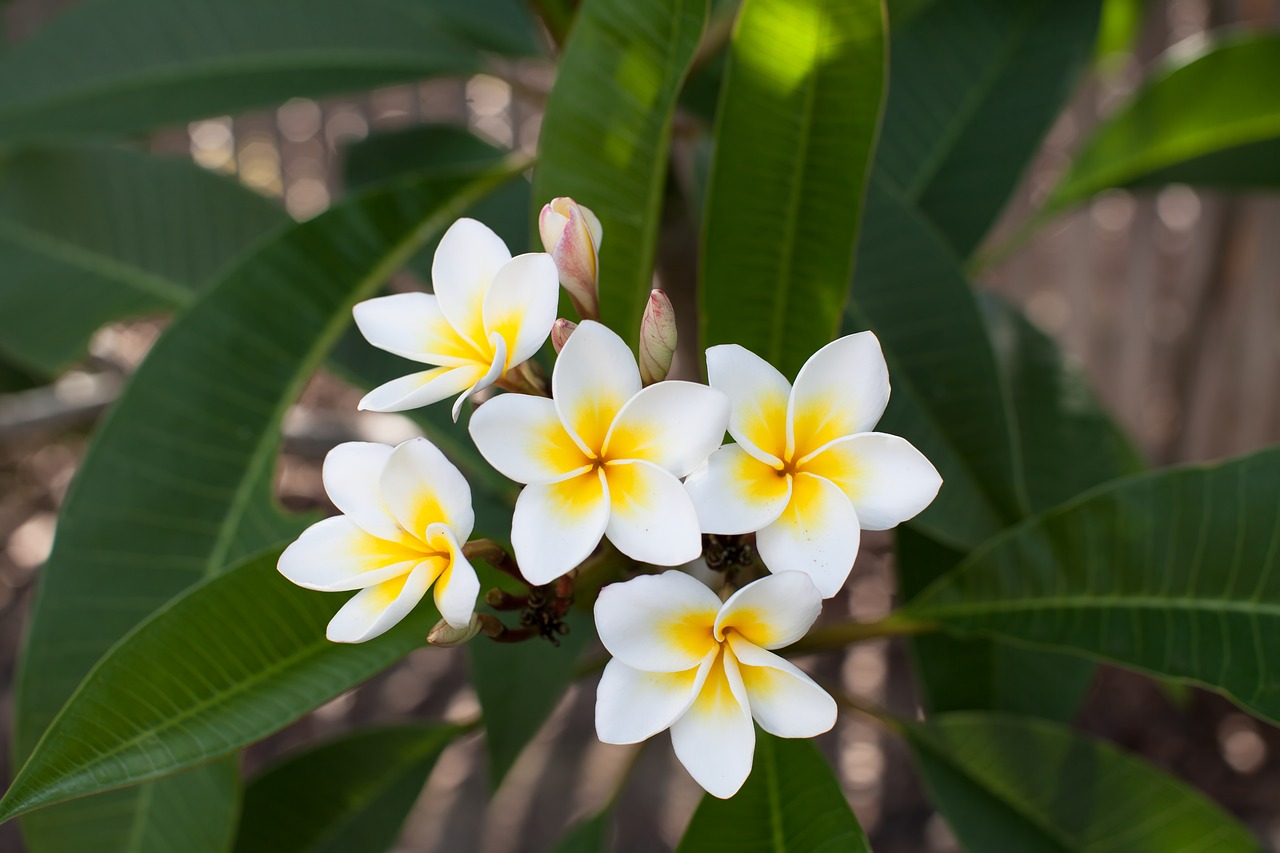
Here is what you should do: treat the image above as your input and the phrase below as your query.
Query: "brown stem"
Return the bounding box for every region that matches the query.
[463,539,525,585]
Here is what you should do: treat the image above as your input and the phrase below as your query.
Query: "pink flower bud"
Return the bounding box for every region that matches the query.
[538,197,602,321]
[639,290,677,385]
[550,318,578,354]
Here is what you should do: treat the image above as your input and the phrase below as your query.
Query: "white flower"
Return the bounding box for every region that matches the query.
[593,570,836,798]
[685,333,942,597]
[277,438,480,642]
[353,218,559,420]
[468,321,729,584]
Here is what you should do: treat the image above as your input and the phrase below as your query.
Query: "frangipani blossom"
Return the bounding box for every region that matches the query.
[594,571,835,798]
[469,321,730,584]
[685,333,942,597]
[353,218,559,420]
[278,438,480,642]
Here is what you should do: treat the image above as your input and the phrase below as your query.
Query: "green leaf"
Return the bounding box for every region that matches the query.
[235,724,461,853]
[532,0,708,343]
[699,0,885,378]
[676,735,870,853]
[1,550,441,822]
[906,713,1260,853]
[0,0,538,143]
[0,144,285,375]
[550,811,611,853]
[905,447,1280,725]
[874,0,1102,257]
[1049,34,1280,211]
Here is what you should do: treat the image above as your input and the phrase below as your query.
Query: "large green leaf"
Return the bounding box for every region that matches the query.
[676,736,870,853]
[907,713,1260,852]
[698,0,885,378]
[905,447,1280,725]
[532,0,707,343]
[0,550,442,822]
[874,0,1102,257]
[1049,34,1280,211]
[0,0,537,143]
[235,724,461,853]
[11,152,525,846]
[0,144,284,375]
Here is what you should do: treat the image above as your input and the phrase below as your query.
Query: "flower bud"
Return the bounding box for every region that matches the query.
[427,613,484,648]
[550,318,577,354]
[638,290,677,385]
[539,197,602,321]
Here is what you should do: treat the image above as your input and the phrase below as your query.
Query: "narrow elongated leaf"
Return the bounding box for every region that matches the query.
[1,550,440,822]
[873,0,1102,257]
[676,736,870,853]
[551,812,611,853]
[907,713,1260,852]
[906,447,1280,725]
[532,0,707,343]
[0,0,537,143]
[235,724,461,853]
[1049,35,1280,210]
[699,0,885,378]
[0,145,284,375]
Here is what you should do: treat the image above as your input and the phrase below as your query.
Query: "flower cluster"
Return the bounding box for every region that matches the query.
[278,200,941,798]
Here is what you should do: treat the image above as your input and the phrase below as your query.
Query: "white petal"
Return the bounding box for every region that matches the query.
[593,569,721,671]
[352,292,483,367]
[326,560,440,643]
[602,460,704,566]
[670,648,755,799]
[483,253,560,367]
[756,473,861,598]
[425,523,480,628]
[727,634,837,738]
[552,320,642,455]
[603,381,730,477]
[278,516,428,591]
[449,333,506,422]
[379,438,475,543]
[799,432,942,530]
[511,468,611,585]
[787,331,889,459]
[714,571,823,650]
[705,344,790,466]
[358,365,482,413]
[431,218,511,349]
[468,393,591,485]
[321,442,400,540]
[684,444,791,535]
[595,653,713,745]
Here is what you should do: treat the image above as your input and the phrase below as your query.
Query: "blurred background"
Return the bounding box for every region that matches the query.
[0,0,1278,850]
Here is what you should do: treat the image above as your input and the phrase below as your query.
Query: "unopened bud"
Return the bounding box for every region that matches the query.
[638,290,677,385]
[427,614,483,647]
[539,197,602,320]
[550,318,578,354]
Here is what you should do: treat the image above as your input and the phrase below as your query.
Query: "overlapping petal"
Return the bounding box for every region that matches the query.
[482,253,559,367]
[512,468,611,585]
[379,438,475,543]
[706,344,790,465]
[602,460,704,567]
[553,320,642,455]
[468,394,592,484]
[727,634,837,738]
[358,365,483,413]
[684,444,792,535]
[325,560,440,643]
[715,571,822,649]
[321,441,400,541]
[352,292,482,367]
[670,648,755,799]
[595,654,712,745]
[800,432,942,530]
[424,523,480,629]
[594,570,721,671]
[787,332,889,458]
[277,516,427,592]
[603,381,730,477]
[449,332,507,423]
[756,473,861,598]
[431,218,512,348]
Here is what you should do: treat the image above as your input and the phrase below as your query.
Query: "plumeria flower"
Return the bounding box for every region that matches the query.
[594,570,835,798]
[353,218,559,420]
[685,333,941,597]
[278,438,479,642]
[468,321,729,584]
